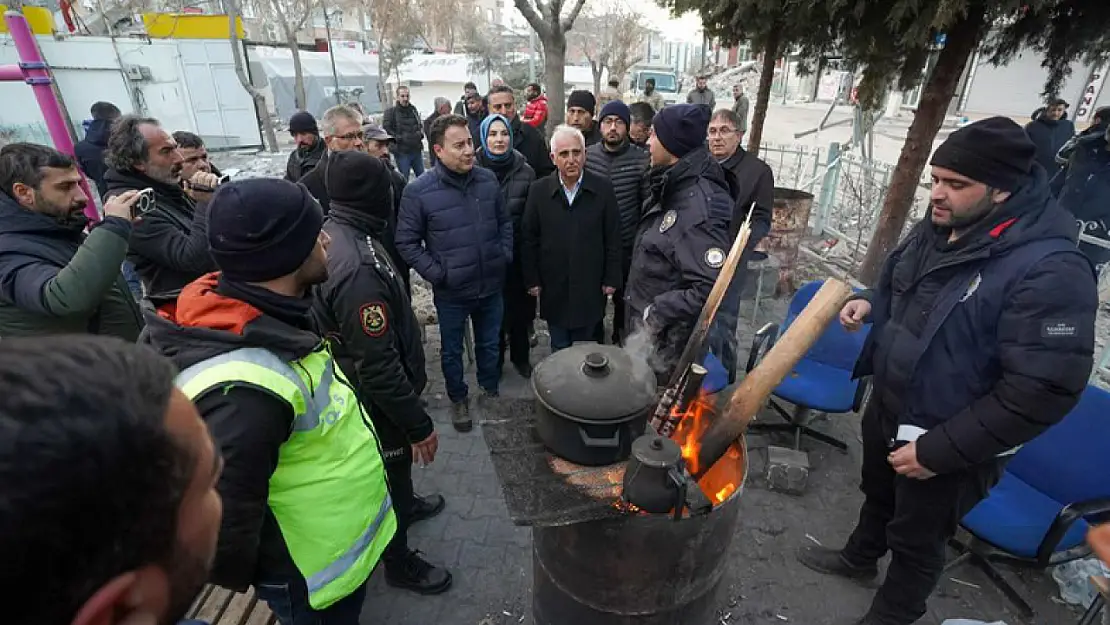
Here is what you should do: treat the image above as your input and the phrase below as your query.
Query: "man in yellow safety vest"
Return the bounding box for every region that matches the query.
[145,178,395,624]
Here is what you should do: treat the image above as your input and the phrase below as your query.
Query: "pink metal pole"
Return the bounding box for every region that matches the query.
[3,10,99,221]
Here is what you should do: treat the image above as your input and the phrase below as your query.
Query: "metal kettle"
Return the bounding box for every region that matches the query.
[621,434,689,518]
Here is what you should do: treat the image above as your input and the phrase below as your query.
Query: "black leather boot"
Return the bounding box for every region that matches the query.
[385,549,453,595]
[796,546,878,581]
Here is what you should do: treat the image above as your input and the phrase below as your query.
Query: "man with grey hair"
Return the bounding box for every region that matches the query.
[424,96,452,167]
[103,115,219,311]
[523,124,621,350]
[298,104,365,215]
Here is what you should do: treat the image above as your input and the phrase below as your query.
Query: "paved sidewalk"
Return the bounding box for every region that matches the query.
[360,309,1086,625]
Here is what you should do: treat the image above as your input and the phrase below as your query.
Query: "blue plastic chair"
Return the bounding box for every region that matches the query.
[745,280,871,451]
[947,385,1110,618]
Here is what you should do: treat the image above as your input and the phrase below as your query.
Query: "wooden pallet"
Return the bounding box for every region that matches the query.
[185,585,274,625]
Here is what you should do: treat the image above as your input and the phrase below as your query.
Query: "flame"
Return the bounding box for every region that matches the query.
[670,390,740,506]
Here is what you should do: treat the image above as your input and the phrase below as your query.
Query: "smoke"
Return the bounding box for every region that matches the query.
[622,326,665,397]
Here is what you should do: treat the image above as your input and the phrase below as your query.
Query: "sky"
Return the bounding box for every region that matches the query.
[502,0,705,43]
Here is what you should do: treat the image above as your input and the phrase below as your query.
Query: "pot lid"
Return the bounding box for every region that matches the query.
[531,344,657,424]
[630,434,682,469]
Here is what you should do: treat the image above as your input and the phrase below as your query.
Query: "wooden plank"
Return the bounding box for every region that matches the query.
[186,585,217,620]
[216,589,258,625]
[243,596,275,625]
[192,587,235,624]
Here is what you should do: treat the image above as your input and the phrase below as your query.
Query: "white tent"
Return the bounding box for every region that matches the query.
[248,46,383,121]
[388,54,499,119]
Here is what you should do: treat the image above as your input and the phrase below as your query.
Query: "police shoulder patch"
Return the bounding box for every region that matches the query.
[704,247,726,268]
[359,302,388,337]
[660,210,678,233]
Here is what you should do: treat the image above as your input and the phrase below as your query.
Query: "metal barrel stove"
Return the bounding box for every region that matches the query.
[532,441,747,624]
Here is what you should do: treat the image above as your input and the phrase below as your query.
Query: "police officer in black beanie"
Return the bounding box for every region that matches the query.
[798,116,1099,625]
[311,151,453,596]
[285,110,325,182]
[625,103,733,382]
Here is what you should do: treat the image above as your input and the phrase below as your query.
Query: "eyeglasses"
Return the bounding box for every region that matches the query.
[335,130,364,141]
[707,127,737,137]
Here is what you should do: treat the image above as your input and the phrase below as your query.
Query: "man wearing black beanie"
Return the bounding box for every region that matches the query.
[143,178,397,625]
[285,110,325,182]
[798,116,1099,625]
[566,89,601,146]
[311,151,453,596]
[625,103,733,382]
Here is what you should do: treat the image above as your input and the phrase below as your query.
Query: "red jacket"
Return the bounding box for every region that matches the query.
[522,94,548,129]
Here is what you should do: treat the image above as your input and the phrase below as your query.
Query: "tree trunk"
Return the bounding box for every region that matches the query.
[289,32,308,110]
[224,0,279,151]
[746,22,781,158]
[592,61,602,100]
[856,8,985,284]
[543,34,567,131]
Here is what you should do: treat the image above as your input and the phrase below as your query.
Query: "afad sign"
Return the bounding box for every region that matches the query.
[1076,67,1108,124]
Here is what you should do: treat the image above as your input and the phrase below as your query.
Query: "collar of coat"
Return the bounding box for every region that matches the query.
[546,170,600,199]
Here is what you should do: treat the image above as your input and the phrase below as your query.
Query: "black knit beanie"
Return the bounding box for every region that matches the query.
[930,116,1035,191]
[567,90,597,114]
[207,178,324,282]
[653,103,710,159]
[326,151,394,221]
[289,110,319,135]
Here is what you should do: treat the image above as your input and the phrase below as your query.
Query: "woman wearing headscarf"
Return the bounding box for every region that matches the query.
[477,113,536,378]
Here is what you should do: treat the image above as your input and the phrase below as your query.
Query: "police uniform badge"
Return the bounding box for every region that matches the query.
[659,210,678,233]
[359,302,388,337]
[704,247,726,268]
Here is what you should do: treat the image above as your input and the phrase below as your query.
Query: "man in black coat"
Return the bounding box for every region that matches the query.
[1024,97,1074,194]
[625,104,733,382]
[312,151,451,596]
[103,115,219,310]
[364,121,412,295]
[75,101,120,198]
[585,100,649,345]
[523,125,622,350]
[798,118,1098,625]
[383,86,426,179]
[298,104,366,216]
[706,107,775,381]
[487,85,555,178]
[566,90,602,147]
[284,110,325,182]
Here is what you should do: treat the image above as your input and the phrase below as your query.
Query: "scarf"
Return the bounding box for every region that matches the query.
[479,114,514,163]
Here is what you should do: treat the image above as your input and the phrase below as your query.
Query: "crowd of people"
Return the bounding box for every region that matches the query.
[0,74,1104,625]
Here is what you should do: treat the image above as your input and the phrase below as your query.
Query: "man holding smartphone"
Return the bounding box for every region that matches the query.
[0,142,144,338]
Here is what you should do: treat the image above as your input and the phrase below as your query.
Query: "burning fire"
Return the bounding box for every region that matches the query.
[671,390,740,506]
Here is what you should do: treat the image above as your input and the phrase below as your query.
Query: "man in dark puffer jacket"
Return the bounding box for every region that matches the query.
[585,100,649,345]
[797,117,1098,625]
[477,113,537,378]
[397,115,513,432]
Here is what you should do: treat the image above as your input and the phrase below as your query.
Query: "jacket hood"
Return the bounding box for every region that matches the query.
[83,118,113,147]
[926,164,1078,256]
[144,273,320,370]
[0,190,88,236]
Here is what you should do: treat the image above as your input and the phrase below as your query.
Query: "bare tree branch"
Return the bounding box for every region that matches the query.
[223,0,279,151]
[512,0,551,40]
[560,0,586,33]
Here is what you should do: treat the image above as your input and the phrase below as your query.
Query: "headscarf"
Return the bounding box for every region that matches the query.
[479,114,513,163]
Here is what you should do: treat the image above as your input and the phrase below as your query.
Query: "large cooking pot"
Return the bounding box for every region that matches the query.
[531,344,657,466]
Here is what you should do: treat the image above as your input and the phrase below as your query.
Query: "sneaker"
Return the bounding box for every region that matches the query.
[410,493,445,525]
[796,546,878,582]
[451,400,472,433]
[512,361,533,379]
[385,549,453,595]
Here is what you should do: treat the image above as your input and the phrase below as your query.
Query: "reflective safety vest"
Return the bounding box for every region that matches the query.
[176,345,397,610]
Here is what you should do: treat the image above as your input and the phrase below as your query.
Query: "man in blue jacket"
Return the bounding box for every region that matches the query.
[1024,97,1074,194]
[798,117,1099,625]
[75,101,120,198]
[396,114,513,432]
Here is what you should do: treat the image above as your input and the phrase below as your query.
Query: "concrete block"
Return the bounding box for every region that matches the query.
[766,445,810,495]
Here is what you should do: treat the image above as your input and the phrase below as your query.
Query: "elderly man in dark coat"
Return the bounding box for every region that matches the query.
[523,124,622,351]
